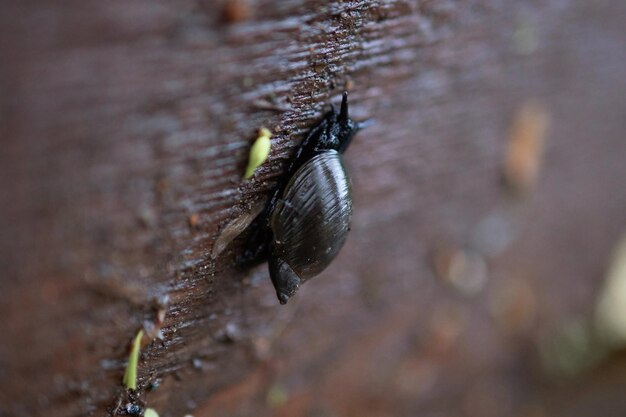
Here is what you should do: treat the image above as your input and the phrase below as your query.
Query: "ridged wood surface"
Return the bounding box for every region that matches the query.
[1,0,625,416]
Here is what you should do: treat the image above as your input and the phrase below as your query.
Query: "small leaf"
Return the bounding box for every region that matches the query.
[244,127,272,179]
[123,330,144,390]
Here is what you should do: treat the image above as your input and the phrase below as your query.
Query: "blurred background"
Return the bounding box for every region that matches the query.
[1,0,625,416]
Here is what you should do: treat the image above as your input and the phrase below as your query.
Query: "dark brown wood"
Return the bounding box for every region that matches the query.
[1,0,626,416]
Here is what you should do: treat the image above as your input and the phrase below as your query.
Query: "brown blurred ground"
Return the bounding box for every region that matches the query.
[1,0,625,416]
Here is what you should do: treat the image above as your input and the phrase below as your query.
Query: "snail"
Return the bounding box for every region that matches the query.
[239,92,364,304]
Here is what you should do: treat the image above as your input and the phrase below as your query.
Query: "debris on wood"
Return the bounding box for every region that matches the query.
[252,96,291,112]
[143,295,169,341]
[433,246,488,296]
[124,402,142,415]
[222,0,250,23]
[143,320,164,342]
[502,100,550,196]
[155,294,169,327]
[188,213,200,229]
[192,358,204,370]
[211,202,265,259]
[214,322,243,343]
[137,206,157,229]
[490,278,537,334]
[148,378,162,391]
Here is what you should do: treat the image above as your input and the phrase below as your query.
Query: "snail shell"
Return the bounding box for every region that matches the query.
[269,150,352,301]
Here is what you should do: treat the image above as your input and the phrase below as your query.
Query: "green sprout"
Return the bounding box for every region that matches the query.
[244,127,272,179]
[144,408,159,417]
[123,330,144,390]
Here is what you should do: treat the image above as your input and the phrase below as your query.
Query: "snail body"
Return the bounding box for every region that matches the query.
[267,92,362,304]
[242,92,363,304]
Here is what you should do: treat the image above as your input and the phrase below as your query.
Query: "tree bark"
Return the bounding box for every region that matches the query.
[1,0,626,416]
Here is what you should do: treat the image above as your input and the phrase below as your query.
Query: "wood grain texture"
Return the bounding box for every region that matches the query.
[1,0,626,416]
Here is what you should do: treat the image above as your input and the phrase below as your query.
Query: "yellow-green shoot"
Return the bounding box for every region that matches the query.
[144,408,159,417]
[244,127,272,179]
[123,330,144,390]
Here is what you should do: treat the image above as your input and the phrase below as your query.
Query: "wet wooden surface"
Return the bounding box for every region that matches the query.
[1,0,626,416]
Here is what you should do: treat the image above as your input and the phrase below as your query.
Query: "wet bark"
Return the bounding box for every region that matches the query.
[1,0,626,416]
